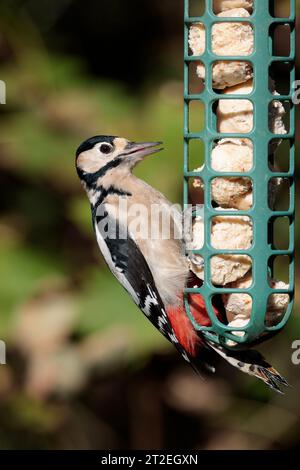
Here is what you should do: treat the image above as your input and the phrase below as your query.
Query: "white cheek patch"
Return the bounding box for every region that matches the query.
[78,147,118,174]
[113,138,128,153]
[77,149,103,173]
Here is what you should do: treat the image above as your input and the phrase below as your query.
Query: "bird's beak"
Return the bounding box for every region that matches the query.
[123,141,163,161]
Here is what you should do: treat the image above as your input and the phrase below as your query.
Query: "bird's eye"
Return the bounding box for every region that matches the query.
[99,143,113,154]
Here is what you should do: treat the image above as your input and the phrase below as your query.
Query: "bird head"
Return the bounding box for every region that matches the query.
[76,136,163,185]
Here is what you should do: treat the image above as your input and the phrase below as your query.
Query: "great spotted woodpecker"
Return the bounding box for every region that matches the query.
[76,135,288,393]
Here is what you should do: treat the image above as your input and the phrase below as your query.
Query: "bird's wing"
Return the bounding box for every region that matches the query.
[93,205,192,365]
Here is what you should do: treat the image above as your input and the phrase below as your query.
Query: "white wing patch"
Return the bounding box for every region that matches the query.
[94,215,191,367]
[143,284,159,317]
[168,332,179,344]
[95,222,139,305]
[181,351,191,363]
[157,313,168,333]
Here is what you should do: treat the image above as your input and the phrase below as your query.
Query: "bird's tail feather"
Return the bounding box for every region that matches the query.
[208,342,289,394]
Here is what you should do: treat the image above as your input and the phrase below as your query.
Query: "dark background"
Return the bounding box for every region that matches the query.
[0,0,299,450]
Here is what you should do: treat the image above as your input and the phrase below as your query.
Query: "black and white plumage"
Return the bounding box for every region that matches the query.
[95,211,191,363]
[75,135,289,393]
[76,136,193,364]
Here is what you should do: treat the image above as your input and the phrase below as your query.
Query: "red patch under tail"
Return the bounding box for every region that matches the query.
[167,293,223,358]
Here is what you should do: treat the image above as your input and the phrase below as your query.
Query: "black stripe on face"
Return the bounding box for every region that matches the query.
[76,135,115,157]
[77,157,122,188]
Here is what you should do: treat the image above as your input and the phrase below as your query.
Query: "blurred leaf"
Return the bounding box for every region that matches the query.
[0,242,61,335]
[76,268,167,359]
[3,394,60,433]
[68,196,92,233]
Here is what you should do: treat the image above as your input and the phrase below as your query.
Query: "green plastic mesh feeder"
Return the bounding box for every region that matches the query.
[184,0,295,348]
